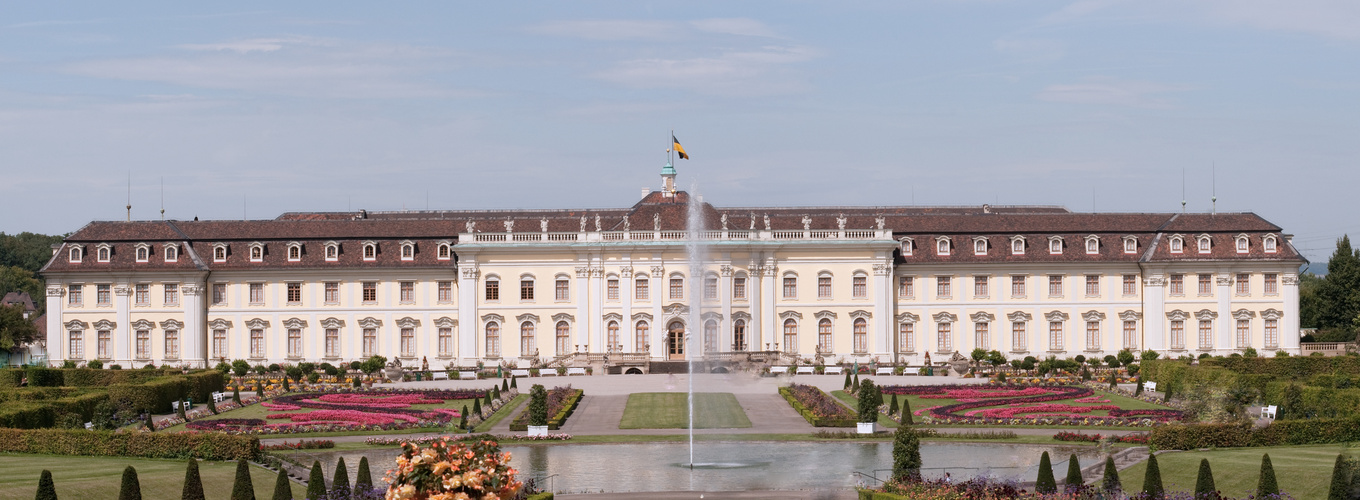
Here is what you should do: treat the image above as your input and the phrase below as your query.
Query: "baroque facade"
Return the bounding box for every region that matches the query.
[40,169,1304,369]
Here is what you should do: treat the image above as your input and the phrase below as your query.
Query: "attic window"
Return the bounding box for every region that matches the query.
[437,243,451,260]
[213,245,227,262]
[1236,236,1249,254]
[1264,235,1278,253]
[363,243,377,260]
[69,246,83,263]
[1048,238,1063,255]
[400,241,415,261]
[899,238,913,256]
[325,243,338,261]
[287,243,302,261]
[1197,236,1211,254]
[135,245,149,262]
[1085,237,1098,255]
[936,237,950,256]
[164,245,178,262]
[1011,237,1024,255]
[1170,236,1184,254]
[973,239,987,255]
[249,244,264,262]
[96,245,111,262]
[1123,237,1137,254]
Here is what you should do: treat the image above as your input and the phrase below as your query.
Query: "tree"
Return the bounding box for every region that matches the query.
[890,422,921,483]
[1135,377,1144,396]
[232,360,250,377]
[271,467,291,500]
[888,394,899,416]
[857,379,878,423]
[529,384,548,426]
[118,466,143,500]
[331,457,349,496]
[0,303,40,353]
[0,266,44,316]
[852,372,860,393]
[231,460,255,500]
[1064,454,1083,493]
[182,458,205,500]
[355,456,373,493]
[501,378,509,392]
[306,462,325,500]
[844,371,852,390]
[1257,453,1279,498]
[1309,236,1360,336]
[1142,453,1164,499]
[36,469,57,500]
[207,397,218,415]
[1195,458,1216,499]
[233,386,241,405]
[510,377,517,389]
[1330,453,1350,500]
[987,350,1006,368]
[0,232,65,273]
[472,395,483,416]
[901,399,913,425]
[970,348,987,366]
[1035,451,1056,493]
[1102,456,1121,495]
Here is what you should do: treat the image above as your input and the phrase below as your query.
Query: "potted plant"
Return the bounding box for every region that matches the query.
[857,379,878,434]
[527,384,549,437]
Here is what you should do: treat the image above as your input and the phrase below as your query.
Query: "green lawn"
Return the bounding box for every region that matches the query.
[0,454,306,500]
[1118,445,1356,500]
[618,393,753,429]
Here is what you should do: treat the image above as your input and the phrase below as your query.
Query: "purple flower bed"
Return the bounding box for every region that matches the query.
[185,388,493,433]
[883,384,1186,427]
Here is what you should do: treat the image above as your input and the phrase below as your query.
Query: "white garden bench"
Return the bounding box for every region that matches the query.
[458,371,477,380]
[510,369,531,378]
[824,366,844,375]
[901,367,921,376]
[431,371,448,380]
[540,370,558,376]
[566,367,588,376]
[211,392,227,403]
[1144,381,1158,392]
[875,367,894,375]
[769,366,791,375]
[1262,405,1277,419]
[796,366,815,375]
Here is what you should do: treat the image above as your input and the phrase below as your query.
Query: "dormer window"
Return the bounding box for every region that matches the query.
[248,242,264,262]
[324,242,339,261]
[213,244,228,262]
[1264,235,1278,253]
[1122,236,1137,254]
[96,244,112,262]
[1169,235,1184,254]
[936,237,951,256]
[287,243,302,262]
[973,238,987,255]
[69,245,84,263]
[1010,236,1025,255]
[1084,236,1099,255]
[400,240,415,261]
[1048,237,1063,255]
[164,244,178,262]
[1235,235,1249,254]
[362,242,377,261]
[1197,235,1212,254]
[437,242,452,260]
[135,243,150,262]
[899,238,913,256]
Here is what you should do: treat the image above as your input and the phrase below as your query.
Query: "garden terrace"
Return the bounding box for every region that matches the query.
[510,386,582,431]
[780,383,857,427]
[181,388,490,434]
[883,384,1183,427]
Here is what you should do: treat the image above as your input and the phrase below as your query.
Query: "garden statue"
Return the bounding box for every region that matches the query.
[580,215,587,232]
[749,213,757,230]
[837,213,847,230]
[540,218,548,232]
[384,358,404,381]
[465,220,475,233]
[721,213,728,230]
[923,352,933,376]
[594,214,602,231]
[948,352,970,375]
[623,215,630,231]
[654,213,661,231]
[763,214,771,230]
[421,356,429,371]
[801,215,811,231]
[503,219,513,232]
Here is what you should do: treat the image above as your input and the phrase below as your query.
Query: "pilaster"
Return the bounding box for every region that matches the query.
[183,282,206,368]
[720,263,733,352]
[873,259,892,356]
[1143,275,1166,351]
[1282,273,1301,352]
[650,264,665,359]
[45,286,63,366]
[761,260,777,350]
[1216,274,1233,351]
[115,284,132,364]
[458,262,479,365]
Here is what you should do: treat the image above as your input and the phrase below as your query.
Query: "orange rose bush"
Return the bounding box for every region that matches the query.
[385,438,522,500]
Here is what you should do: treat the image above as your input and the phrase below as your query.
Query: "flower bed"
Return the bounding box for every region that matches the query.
[881,384,1185,427]
[261,439,335,451]
[364,434,572,446]
[185,388,497,434]
[780,383,856,427]
[387,438,522,500]
[1053,431,1149,444]
[509,386,583,431]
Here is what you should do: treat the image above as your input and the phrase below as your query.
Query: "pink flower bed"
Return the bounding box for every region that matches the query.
[266,409,421,426]
[1074,396,1112,404]
[963,403,1119,418]
[261,402,301,411]
[918,387,1054,400]
[313,393,443,407]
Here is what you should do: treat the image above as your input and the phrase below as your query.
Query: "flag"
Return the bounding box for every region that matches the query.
[672,135,689,160]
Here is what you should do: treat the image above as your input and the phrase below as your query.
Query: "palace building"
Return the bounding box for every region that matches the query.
[39,166,1305,369]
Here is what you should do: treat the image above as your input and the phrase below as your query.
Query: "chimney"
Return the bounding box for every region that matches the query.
[641,188,651,200]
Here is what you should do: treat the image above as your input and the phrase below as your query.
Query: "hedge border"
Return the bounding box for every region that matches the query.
[509,389,583,431]
[1151,417,1360,450]
[779,386,857,427]
[0,428,259,460]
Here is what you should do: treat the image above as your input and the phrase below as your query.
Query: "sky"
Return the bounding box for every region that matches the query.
[1,1,1357,262]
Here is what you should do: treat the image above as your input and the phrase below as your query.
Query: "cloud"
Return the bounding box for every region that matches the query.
[594,46,820,96]
[690,18,778,38]
[179,36,324,53]
[1035,76,1194,108]
[527,19,682,40]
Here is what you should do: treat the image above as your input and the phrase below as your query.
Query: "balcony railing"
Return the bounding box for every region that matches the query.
[1301,342,1355,357]
[460,229,893,244]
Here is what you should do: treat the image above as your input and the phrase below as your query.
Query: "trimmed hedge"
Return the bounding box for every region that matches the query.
[110,377,191,414]
[0,428,259,460]
[509,389,584,431]
[779,386,856,427]
[26,367,64,387]
[0,370,221,428]
[1203,356,1360,380]
[0,391,110,428]
[1152,417,1360,450]
[0,369,22,387]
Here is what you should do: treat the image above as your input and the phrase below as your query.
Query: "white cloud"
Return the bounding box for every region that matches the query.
[179,36,325,53]
[690,18,779,38]
[594,46,820,96]
[1035,76,1194,108]
[527,20,682,40]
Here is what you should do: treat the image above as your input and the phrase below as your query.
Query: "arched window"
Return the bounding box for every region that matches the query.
[288,245,301,261]
[555,321,571,355]
[733,320,747,351]
[214,245,227,262]
[635,321,649,352]
[437,243,451,260]
[69,246,82,263]
[325,243,339,261]
[363,243,377,260]
[136,246,149,262]
[1170,236,1184,253]
[486,322,501,357]
[1085,238,1098,254]
[97,246,110,262]
[250,245,263,261]
[401,243,414,260]
[974,239,987,255]
[854,318,868,353]
[1197,236,1211,254]
[936,238,950,255]
[1049,238,1063,254]
[783,319,798,353]
[1011,238,1025,255]
[704,320,717,352]
[1123,237,1137,254]
[165,245,178,262]
[520,322,535,356]
[1236,236,1249,253]
[817,319,833,353]
[1264,235,1277,253]
[607,321,620,350]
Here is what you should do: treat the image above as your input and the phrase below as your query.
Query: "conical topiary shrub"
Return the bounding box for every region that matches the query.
[1035,451,1057,493]
[891,421,921,483]
[1195,458,1216,499]
[207,398,218,415]
[501,379,509,392]
[888,394,899,416]
[231,460,255,500]
[1142,453,1165,499]
[857,379,879,423]
[1135,377,1144,396]
[331,457,349,496]
[271,467,291,500]
[182,458,205,500]
[844,371,852,390]
[1331,453,1350,500]
[1102,456,1121,494]
[233,386,241,404]
[483,390,493,408]
[472,397,482,416]
[177,400,188,421]
[492,384,501,400]
[1257,453,1279,497]
[511,377,517,389]
[852,373,860,393]
[901,399,913,425]
[282,377,289,392]
[1064,454,1083,492]
[305,462,325,500]
[36,469,57,500]
[355,457,373,493]
[119,466,142,500]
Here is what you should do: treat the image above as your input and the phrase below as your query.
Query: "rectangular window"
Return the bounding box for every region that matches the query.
[1198,320,1213,349]
[520,280,534,301]
[1085,275,1100,297]
[818,322,832,353]
[438,281,453,303]
[1048,276,1063,298]
[288,328,302,357]
[670,278,684,300]
[1048,322,1063,351]
[555,279,569,301]
[438,327,453,356]
[325,329,339,357]
[164,330,179,359]
[1236,319,1250,348]
[1085,321,1100,350]
[324,282,339,304]
[1264,274,1278,295]
[401,328,415,357]
[1170,320,1185,349]
[607,279,620,300]
[853,276,867,298]
[1123,321,1137,349]
[1123,275,1137,296]
[287,283,302,304]
[135,330,150,359]
[1012,322,1026,351]
[899,322,914,352]
[936,323,952,352]
[97,330,110,358]
[733,277,746,299]
[898,277,914,298]
[783,277,797,298]
[363,328,377,356]
[97,284,111,305]
[164,283,179,306]
[1198,274,1213,295]
[1011,276,1026,298]
[362,282,377,303]
[1169,274,1184,296]
[937,276,951,298]
[486,280,500,301]
[1265,319,1279,348]
[68,285,82,306]
[212,283,227,306]
[818,277,832,298]
[974,322,988,349]
[249,283,264,304]
[250,329,264,358]
[400,281,415,303]
[854,321,868,353]
[213,329,227,359]
[973,276,988,298]
[704,277,718,300]
[69,331,83,359]
[636,279,649,300]
[1236,274,1250,295]
[135,284,150,305]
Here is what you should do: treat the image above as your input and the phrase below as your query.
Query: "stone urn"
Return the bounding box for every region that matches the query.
[528,425,549,437]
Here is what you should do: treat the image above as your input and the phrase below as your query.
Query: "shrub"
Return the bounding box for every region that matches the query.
[778,385,855,427]
[306,462,325,500]
[0,368,21,387]
[36,469,57,500]
[528,384,548,427]
[26,367,63,387]
[356,456,373,492]
[1330,453,1349,500]
[88,359,104,369]
[119,465,143,500]
[232,360,249,377]
[215,362,232,374]
[857,379,879,423]
[1257,453,1279,497]
[1143,453,1164,499]
[1064,454,1082,493]
[901,399,912,425]
[1195,458,1216,499]
[891,422,921,483]
[0,428,258,461]
[1035,451,1056,493]
[1142,350,1160,361]
[1102,456,1121,495]
[331,456,349,497]
[110,364,122,370]
[271,467,291,500]
[888,394,899,416]
[473,396,482,416]
[183,458,205,500]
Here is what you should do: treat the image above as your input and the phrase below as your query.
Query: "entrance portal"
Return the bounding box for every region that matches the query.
[667,321,685,360]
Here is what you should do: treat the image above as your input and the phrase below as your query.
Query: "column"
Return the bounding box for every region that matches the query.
[1143,275,1166,351]
[1217,273,1233,351]
[45,285,64,366]
[720,263,733,351]
[1282,273,1301,353]
[873,259,893,357]
[457,262,479,365]
[650,264,665,359]
[572,263,588,351]
[590,262,604,352]
[761,259,777,350]
[183,282,206,368]
[750,262,763,350]
[115,284,132,364]
[621,265,633,351]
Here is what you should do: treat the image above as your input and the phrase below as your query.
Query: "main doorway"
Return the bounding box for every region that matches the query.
[667,321,685,360]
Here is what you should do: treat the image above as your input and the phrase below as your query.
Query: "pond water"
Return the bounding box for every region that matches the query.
[307,441,1104,494]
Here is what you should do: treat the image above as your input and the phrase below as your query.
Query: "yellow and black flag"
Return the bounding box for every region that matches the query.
[672,135,689,160]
